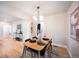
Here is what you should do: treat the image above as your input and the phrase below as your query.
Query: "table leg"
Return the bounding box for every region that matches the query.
[38,51,40,58]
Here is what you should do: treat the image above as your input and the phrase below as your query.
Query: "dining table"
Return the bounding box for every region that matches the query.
[24,38,50,58]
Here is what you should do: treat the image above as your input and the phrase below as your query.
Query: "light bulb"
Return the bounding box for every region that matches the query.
[33,16,37,21]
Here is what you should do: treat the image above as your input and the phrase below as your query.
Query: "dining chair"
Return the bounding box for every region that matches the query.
[48,39,53,57]
[25,38,31,42]
[43,38,53,57]
[22,38,32,58]
[24,38,38,58]
[32,36,38,39]
[27,46,46,58]
[34,37,50,58]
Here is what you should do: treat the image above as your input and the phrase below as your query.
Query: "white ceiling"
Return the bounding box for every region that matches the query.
[0,1,72,22]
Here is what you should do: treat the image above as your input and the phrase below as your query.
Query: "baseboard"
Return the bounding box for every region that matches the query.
[66,47,72,58]
[53,43,72,58]
[53,43,67,48]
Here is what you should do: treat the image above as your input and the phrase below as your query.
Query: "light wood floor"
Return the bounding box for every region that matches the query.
[0,37,24,58]
[56,46,70,58]
[0,37,70,58]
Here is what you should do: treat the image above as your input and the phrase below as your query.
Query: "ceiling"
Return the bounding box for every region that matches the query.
[0,1,72,22]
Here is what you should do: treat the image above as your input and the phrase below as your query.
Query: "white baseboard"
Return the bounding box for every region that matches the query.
[53,43,67,48]
[53,43,72,58]
[66,47,72,58]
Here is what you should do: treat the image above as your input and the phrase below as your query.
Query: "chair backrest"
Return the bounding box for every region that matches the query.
[25,38,31,42]
[43,37,49,40]
[32,36,38,39]
[49,39,52,43]
[44,38,52,50]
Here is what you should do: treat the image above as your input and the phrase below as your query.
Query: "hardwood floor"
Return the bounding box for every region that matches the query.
[55,46,70,58]
[0,37,24,58]
[0,37,70,58]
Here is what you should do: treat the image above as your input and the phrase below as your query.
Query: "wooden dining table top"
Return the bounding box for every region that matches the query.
[24,39,49,51]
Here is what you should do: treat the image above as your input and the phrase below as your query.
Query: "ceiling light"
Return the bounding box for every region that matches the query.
[33,6,44,22]
[33,16,37,21]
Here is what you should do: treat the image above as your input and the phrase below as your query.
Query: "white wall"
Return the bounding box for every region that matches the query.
[44,12,68,46]
[32,20,46,38]
[0,22,11,38]
[12,20,31,41]
[67,2,79,58]
[0,22,4,37]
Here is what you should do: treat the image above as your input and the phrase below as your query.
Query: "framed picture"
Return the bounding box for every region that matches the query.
[70,7,79,42]
[17,24,21,29]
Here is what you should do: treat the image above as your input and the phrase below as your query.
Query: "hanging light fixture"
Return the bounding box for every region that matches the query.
[33,6,44,22]
[37,6,40,22]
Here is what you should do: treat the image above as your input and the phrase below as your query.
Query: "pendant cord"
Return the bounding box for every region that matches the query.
[37,6,40,23]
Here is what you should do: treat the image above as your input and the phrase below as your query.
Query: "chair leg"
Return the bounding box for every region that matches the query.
[47,43,53,58]
[50,44,53,53]
[22,46,27,58]
[31,51,34,58]
[48,48,51,57]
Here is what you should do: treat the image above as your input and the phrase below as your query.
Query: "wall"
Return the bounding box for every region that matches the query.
[44,12,68,46]
[12,20,31,41]
[0,18,32,41]
[67,2,79,58]
[0,22,11,38]
[0,23,3,37]
[31,20,37,37]
[32,20,46,38]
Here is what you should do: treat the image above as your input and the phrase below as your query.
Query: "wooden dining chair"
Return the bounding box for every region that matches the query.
[22,38,31,58]
[48,39,53,57]
[25,38,31,42]
[43,38,53,57]
[32,36,38,39]
[32,38,53,58]
[36,38,50,57]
